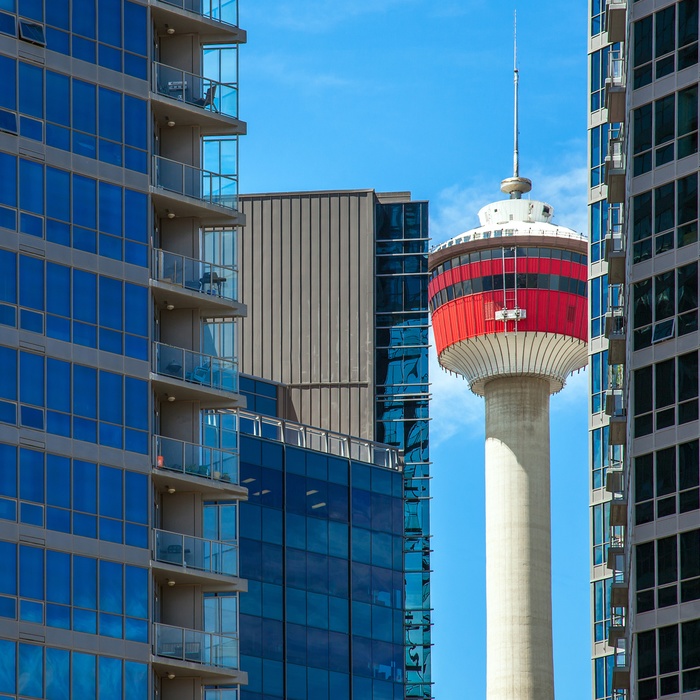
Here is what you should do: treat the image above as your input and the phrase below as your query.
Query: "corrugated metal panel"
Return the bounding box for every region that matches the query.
[238,190,376,439]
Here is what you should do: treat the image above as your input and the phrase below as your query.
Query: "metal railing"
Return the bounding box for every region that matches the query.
[153,249,238,303]
[605,222,625,255]
[613,637,628,669]
[606,388,626,418]
[607,130,626,171]
[154,435,239,484]
[153,341,238,393]
[608,52,626,88]
[154,622,239,669]
[607,0,627,7]
[152,155,238,211]
[154,0,238,26]
[153,62,238,118]
[235,409,402,471]
[154,528,238,577]
[606,303,625,337]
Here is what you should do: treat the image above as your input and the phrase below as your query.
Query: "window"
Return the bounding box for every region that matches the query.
[634,352,699,436]
[633,87,699,177]
[633,2,699,89]
[633,263,698,348]
[17,19,43,45]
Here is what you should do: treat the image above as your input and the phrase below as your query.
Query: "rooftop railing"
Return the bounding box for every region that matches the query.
[153,341,238,393]
[153,248,238,303]
[154,528,238,577]
[155,0,238,26]
[235,409,402,471]
[154,622,239,670]
[153,62,238,119]
[154,434,239,484]
[152,155,238,211]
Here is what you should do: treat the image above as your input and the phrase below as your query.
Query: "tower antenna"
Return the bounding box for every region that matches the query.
[513,9,519,179]
[500,8,532,199]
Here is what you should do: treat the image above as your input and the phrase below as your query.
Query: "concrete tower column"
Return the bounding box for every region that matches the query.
[484,376,554,700]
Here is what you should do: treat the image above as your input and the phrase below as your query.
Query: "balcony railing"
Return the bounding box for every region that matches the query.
[152,155,238,211]
[154,528,238,577]
[607,132,626,171]
[608,53,625,88]
[155,435,239,484]
[153,249,238,303]
[155,0,238,26]
[235,409,402,471]
[153,341,238,393]
[153,62,238,119]
[154,623,239,670]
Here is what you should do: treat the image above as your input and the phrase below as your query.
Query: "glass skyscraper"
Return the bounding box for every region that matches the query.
[0,0,246,698]
[588,1,700,699]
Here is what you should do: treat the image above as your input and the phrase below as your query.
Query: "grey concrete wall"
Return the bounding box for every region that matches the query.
[238,190,377,440]
[483,376,554,700]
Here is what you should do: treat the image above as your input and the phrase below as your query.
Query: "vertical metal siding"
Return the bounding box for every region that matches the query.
[238,190,376,439]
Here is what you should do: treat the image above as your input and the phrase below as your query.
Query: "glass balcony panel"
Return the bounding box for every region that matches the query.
[156,0,238,26]
[152,155,238,211]
[153,62,238,119]
[156,623,185,658]
[154,249,238,303]
[156,530,185,566]
[154,435,239,485]
[156,343,186,381]
[154,529,238,576]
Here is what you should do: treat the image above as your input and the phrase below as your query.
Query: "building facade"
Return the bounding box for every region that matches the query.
[0,1,247,699]
[237,191,433,700]
[589,1,700,698]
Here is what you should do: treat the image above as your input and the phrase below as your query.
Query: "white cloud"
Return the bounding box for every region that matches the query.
[429,330,484,447]
[429,158,588,246]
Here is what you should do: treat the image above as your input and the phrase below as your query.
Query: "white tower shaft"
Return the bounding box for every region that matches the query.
[484,376,555,700]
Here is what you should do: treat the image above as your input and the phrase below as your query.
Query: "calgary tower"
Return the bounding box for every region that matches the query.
[428,42,588,700]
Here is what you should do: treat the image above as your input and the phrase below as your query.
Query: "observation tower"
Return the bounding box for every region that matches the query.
[428,46,588,700]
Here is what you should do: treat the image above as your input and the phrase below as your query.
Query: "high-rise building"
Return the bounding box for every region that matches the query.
[428,166,587,700]
[588,1,700,699]
[237,189,433,700]
[0,3,432,699]
[0,1,247,699]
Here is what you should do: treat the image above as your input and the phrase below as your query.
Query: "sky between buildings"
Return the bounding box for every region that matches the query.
[239,2,591,698]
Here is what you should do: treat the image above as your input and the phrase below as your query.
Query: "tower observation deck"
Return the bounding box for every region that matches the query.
[429,184,588,699]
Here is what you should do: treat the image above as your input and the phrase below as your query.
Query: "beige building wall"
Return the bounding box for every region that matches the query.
[238,190,379,440]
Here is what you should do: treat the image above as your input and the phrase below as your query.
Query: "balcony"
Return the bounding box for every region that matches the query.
[608,609,626,647]
[153,623,242,680]
[153,528,239,585]
[605,53,626,123]
[150,0,245,43]
[608,471,628,526]
[151,155,241,225]
[612,637,630,690]
[604,221,625,285]
[151,62,244,135]
[605,0,627,43]
[605,131,626,204]
[152,248,244,317]
[605,387,626,445]
[153,435,246,497]
[151,341,243,408]
[236,409,403,471]
[605,303,626,365]
[611,568,628,608]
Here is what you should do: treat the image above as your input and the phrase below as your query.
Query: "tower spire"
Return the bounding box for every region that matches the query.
[501,9,532,200]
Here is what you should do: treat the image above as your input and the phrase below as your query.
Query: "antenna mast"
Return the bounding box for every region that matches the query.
[513,10,519,179]
[500,8,532,200]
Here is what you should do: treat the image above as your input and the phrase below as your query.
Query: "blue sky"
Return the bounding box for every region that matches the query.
[239,2,591,698]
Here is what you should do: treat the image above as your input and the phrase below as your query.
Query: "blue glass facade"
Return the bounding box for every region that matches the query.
[375,201,432,700]
[236,429,406,700]
[0,0,245,698]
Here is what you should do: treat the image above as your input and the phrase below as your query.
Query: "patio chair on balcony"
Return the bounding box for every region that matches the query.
[193,84,217,112]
